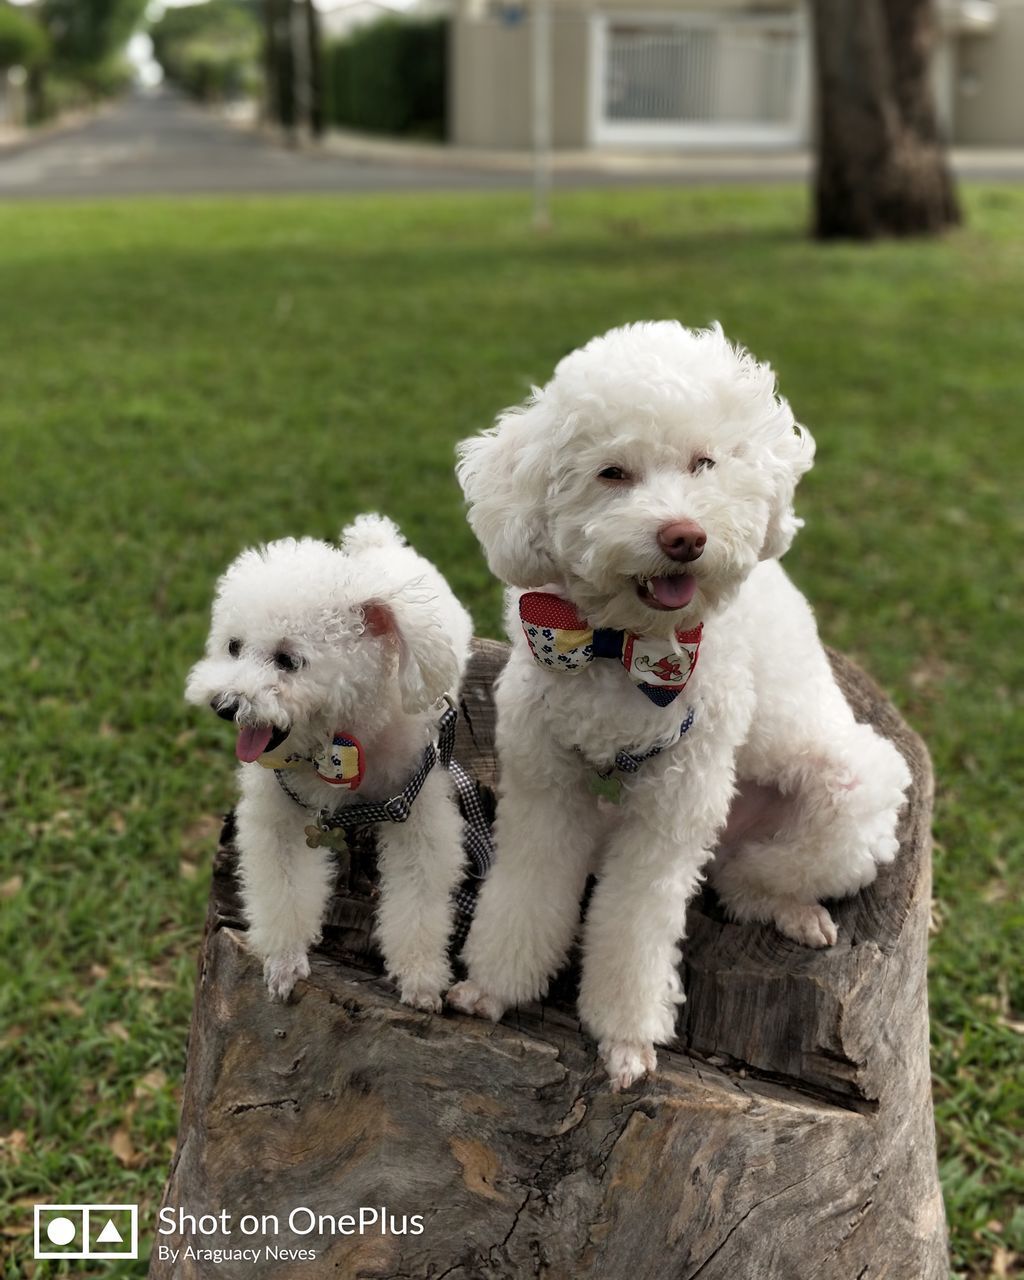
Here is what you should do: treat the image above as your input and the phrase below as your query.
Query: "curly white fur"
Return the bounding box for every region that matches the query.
[186,514,473,1009]
[448,321,911,1089]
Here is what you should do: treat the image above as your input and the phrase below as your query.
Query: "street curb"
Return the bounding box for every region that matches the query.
[319,128,813,179]
[318,130,1024,182]
[193,102,1024,184]
[0,102,112,159]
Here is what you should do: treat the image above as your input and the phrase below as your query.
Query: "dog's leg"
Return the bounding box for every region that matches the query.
[578,752,734,1091]
[712,720,911,947]
[578,833,708,1091]
[235,777,336,1001]
[376,769,464,1012]
[710,590,912,947]
[448,760,600,1022]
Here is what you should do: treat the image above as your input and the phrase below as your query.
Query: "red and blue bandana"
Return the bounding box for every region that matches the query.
[519,592,702,707]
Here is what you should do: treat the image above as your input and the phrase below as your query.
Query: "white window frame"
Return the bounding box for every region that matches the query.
[588,6,811,148]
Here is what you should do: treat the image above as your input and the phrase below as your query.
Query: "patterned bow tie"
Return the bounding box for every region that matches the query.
[519,592,702,706]
[257,731,366,789]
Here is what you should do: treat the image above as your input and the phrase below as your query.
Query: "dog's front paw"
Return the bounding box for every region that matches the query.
[397,980,444,1013]
[263,951,310,1001]
[601,1039,657,1092]
[446,980,507,1022]
[774,902,838,949]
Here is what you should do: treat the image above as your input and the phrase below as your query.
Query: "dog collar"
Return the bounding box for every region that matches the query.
[519,592,702,706]
[581,705,697,804]
[271,699,459,848]
[258,731,366,790]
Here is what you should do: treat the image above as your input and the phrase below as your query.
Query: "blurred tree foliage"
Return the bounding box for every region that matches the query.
[2,0,144,122]
[150,0,261,102]
[0,3,50,71]
[40,0,145,71]
[324,17,447,139]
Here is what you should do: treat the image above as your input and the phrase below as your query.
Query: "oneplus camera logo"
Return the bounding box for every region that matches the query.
[34,1204,139,1260]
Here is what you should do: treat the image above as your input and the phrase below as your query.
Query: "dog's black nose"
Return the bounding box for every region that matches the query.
[212,698,240,722]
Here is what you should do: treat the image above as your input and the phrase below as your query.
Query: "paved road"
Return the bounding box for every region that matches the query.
[0,90,532,199]
[2,88,1020,200]
[0,88,820,200]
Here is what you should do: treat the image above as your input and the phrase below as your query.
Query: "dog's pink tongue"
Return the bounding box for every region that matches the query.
[649,575,697,609]
[236,725,274,763]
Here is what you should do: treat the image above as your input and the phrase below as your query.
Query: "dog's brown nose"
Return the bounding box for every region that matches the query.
[657,519,706,563]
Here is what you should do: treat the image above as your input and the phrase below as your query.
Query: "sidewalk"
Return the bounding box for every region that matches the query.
[322,129,812,180]
[0,104,108,157]
[323,128,1024,182]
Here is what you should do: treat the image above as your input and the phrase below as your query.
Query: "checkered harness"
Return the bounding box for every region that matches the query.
[273,700,493,945]
[576,703,697,803]
[600,703,696,774]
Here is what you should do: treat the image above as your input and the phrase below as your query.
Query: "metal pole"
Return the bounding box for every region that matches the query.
[531,0,553,231]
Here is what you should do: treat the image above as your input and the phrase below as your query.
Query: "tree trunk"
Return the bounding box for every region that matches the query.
[151,640,948,1279]
[304,0,324,140]
[261,0,277,126]
[264,0,297,137]
[811,0,960,239]
[26,65,48,126]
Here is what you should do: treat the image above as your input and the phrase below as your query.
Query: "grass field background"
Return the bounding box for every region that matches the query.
[0,186,1020,1277]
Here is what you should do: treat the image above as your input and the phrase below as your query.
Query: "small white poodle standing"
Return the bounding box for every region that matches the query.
[448,321,911,1089]
[186,515,473,1010]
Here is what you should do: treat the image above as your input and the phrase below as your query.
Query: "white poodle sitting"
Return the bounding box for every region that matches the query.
[186,514,472,1010]
[448,321,911,1089]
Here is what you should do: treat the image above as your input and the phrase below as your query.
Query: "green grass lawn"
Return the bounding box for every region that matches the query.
[0,186,1020,1278]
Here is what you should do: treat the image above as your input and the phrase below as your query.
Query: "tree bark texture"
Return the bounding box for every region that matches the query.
[812,0,961,238]
[303,0,324,140]
[261,0,277,125]
[152,640,948,1280]
[263,0,297,135]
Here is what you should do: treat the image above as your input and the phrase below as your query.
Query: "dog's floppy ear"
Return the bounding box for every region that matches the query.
[362,592,461,715]
[759,415,816,561]
[456,397,556,588]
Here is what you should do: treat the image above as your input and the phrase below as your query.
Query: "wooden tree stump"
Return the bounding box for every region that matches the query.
[152,640,947,1280]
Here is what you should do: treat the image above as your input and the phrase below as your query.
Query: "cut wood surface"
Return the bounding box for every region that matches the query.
[152,639,948,1280]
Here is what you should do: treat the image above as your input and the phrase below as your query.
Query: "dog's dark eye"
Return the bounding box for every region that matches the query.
[598,466,631,483]
[228,639,242,658]
[274,651,300,672]
[692,456,715,474]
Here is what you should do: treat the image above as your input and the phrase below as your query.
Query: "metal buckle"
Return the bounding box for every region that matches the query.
[384,796,411,823]
[438,694,457,734]
[435,694,457,767]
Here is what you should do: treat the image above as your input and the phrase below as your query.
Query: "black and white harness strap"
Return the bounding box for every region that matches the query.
[448,758,495,945]
[612,704,696,773]
[273,699,494,945]
[579,704,697,803]
[276,700,460,834]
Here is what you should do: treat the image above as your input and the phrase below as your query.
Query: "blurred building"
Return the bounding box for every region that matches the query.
[450,0,1021,149]
[938,0,1023,144]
